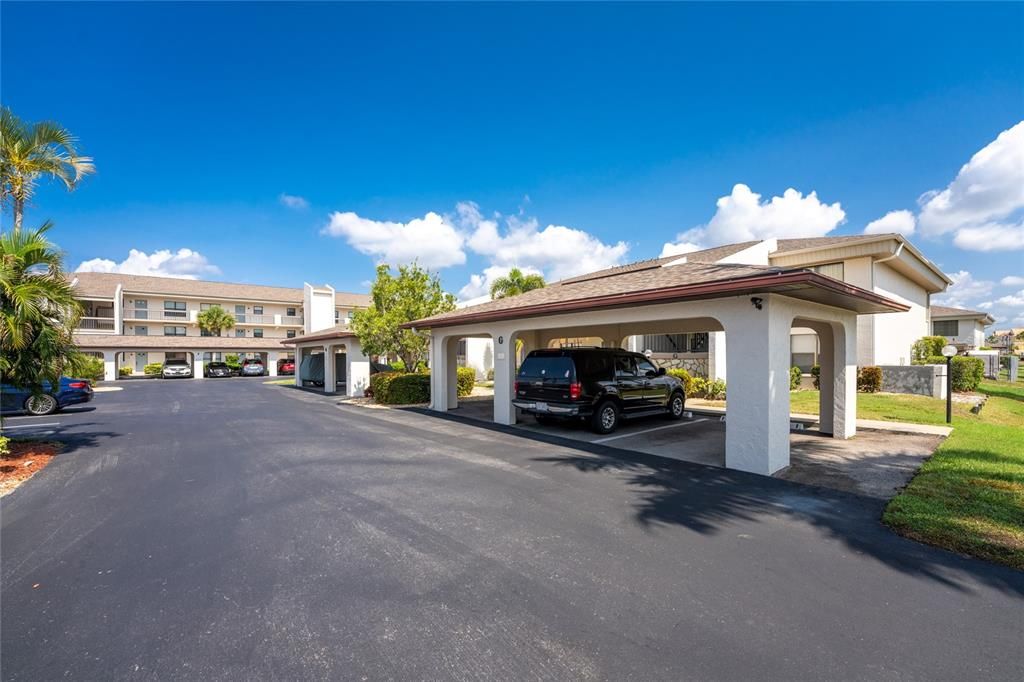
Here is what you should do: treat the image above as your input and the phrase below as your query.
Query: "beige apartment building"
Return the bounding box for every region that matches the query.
[71,272,370,379]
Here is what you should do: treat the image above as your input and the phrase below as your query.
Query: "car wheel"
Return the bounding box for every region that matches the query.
[591,400,620,434]
[24,394,58,416]
[666,391,685,420]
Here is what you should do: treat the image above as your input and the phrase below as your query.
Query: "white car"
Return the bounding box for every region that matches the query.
[162,359,193,379]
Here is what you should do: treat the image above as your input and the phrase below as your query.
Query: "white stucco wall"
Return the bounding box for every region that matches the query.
[872,263,929,365]
[463,337,494,379]
[303,284,336,333]
[934,317,987,348]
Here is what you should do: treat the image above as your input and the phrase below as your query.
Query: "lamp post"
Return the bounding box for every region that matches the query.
[941,344,957,424]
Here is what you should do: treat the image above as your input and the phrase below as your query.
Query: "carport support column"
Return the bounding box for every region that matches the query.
[723,298,792,475]
[193,353,205,380]
[323,344,336,394]
[446,337,459,409]
[346,339,370,397]
[832,318,857,440]
[102,350,117,381]
[268,351,278,377]
[429,335,449,412]
[492,330,516,425]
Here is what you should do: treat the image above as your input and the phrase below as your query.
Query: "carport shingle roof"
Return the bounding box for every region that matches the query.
[73,334,284,351]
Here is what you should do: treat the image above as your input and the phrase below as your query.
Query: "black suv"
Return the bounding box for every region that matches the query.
[513,348,686,434]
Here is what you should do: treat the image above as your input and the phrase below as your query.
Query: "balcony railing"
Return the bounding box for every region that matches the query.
[125,310,189,321]
[281,315,304,325]
[77,317,116,332]
[234,314,274,324]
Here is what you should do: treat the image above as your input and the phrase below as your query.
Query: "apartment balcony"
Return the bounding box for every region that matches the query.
[233,314,274,325]
[281,315,304,326]
[76,316,116,333]
[124,310,190,321]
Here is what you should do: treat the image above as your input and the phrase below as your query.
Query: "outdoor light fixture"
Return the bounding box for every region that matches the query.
[941,344,957,423]
[750,297,763,310]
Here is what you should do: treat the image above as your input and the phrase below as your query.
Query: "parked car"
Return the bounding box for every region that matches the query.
[0,377,95,415]
[205,361,233,378]
[277,358,295,375]
[240,358,265,377]
[162,358,193,379]
[513,348,686,434]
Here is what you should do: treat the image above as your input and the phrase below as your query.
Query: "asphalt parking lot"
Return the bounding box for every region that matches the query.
[2,380,1022,680]
[450,396,944,499]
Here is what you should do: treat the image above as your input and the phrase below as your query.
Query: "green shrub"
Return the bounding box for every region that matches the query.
[225,354,241,371]
[0,435,9,457]
[385,373,431,404]
[456,367,475,397]
[705,378,726,401]
[690,375,708,398]
[391,359,428,373]
[666,368,695,396]
[68,355,105,382]
[789,366,802,390]
[486,368,495,381]
[950,356,984,392]
[810,365,821,390]
[857,366,883,393]
[369,371,400,402]
[911,336,947,364]
[119,366,132,377]
[143,362,163,376]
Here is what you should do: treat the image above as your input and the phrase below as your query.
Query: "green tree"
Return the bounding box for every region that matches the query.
[1,107,95,230]
[489,267,546,300]
[352,263,456,370]
[197,304,235,337]
[0,221,82,390]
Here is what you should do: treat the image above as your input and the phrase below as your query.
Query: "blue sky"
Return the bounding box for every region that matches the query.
[3,2,1023,324]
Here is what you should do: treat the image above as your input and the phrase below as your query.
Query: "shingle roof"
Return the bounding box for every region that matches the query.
[774,234,897,253]
[70,272,371,307]
[279,325,357,345]
[931,305,993,320]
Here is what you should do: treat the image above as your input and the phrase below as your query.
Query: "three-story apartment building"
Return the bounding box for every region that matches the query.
[71,272,370,380]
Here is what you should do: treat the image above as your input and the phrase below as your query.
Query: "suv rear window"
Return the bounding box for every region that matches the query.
[518,355,574,380]
[243,359,262,365]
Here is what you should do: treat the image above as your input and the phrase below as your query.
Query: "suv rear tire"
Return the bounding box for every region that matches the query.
[666,391,685,420]
[591,400,620,434]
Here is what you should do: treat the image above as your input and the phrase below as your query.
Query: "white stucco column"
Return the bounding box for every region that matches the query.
[446,336,459,410]
[832,318,857,440]
[102,350,117,382]
[268,351,278,377]
[428,334,449,411]
[294,347,303,387]
[193,353,205,379]
[816,324,836,435]
[323,344,336,394]
[345,339,370,397]
[493,330,517,425]
[708,331,727,381]
[722,297,792,475]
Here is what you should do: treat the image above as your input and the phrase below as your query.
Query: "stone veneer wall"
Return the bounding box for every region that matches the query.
[879,364,946,399]
[650,354,709,377]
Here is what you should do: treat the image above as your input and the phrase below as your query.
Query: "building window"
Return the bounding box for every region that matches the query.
[164,326,186,336]
[933,320,959,337]
[235,328,245,337]
[135,326,148,336]
[286,330,296,339]
[253,328,264,338]
[201,328,214,337]
[202,352,223,362]
[200,303,213,311]
[164,300,187,318]
[253,305,263,315]
[811,262,845,281]
[335,309,340,323]
[689,333,709,353]
[286,307,296,317]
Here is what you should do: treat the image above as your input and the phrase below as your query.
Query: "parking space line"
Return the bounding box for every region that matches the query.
[2,422,60,430]
[592,418,709,444]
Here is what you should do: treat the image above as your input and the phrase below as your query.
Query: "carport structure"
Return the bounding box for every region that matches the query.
[73,335,287,380]
[279,326,372,396]
[410,261,908,475]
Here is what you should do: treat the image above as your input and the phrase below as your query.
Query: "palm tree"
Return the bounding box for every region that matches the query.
[0,221,82,390]
[197,305,236,337]
[1,107,95,230]
[489,267,546,300]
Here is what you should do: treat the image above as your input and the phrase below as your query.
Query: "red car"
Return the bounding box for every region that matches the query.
[277,358,296,375]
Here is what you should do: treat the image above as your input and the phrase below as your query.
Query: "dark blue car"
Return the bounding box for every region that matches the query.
[0,377,95,416]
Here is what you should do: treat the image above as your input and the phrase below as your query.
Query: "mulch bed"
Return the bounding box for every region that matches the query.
[1,441,59,496]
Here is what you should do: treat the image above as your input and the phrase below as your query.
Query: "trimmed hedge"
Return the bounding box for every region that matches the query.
[69,356,105,382]
[119,366,132,377]
[911,336,947,364]
[369,368,476,405]
[789,366,802,390]
[666,368,695,396]
[810,364,821,390]
[918,355,985,393]
[143,362,163,376]
[857,366,883,393]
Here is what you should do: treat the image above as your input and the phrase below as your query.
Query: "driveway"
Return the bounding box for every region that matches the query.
[2,381,1022,680]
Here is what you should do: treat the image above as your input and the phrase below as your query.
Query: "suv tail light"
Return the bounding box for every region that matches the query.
[514,380,519,393]
[569,382,582,400]
[68,381,88,389]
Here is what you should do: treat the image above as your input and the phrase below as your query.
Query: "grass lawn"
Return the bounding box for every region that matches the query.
[790,382,1024,569]
[263,378,295,385]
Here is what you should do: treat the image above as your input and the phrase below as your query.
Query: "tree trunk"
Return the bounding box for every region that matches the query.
[13,198,24,230]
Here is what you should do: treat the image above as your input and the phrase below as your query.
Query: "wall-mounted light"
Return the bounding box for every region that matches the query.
[750,297,763,310]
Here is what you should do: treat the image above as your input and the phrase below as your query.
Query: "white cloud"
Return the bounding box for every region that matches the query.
[659,241,702,258]
[951,220,1024,252]
[76,248,220,279]
[458,201,629,283]
[863,209,916,236]
[995,290,1024,307]
[1001,275,1024,287]
[664,183,846,251]
[917,121,1024,251]
[321,210,466,269]
[457,264,545,301]
[932,270,995,309]
[279,193,309,210]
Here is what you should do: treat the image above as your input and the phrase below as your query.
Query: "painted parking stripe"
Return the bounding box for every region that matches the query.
[1,422,61,430]
[592,418,709,444]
